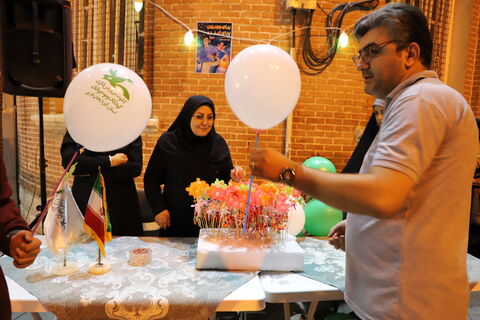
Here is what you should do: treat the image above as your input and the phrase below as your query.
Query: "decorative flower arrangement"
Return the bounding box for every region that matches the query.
[186,178,304,241]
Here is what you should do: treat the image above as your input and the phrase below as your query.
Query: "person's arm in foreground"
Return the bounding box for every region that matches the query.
[250,149,414,219]
[9,231,41,268]
[0,160,41,268]
[328,220,346,250]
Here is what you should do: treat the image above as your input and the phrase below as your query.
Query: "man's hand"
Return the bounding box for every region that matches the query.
[110,153,128,167]
[249,148,296,182]
[155,210,171,230]
[9,230,42,268]
[328,220,346,251]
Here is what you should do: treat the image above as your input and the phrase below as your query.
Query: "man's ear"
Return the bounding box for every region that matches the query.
[405,42,421,69]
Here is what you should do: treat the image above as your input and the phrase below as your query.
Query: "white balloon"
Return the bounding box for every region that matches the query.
[287,204,305,237]
[64,63,152,152]
[225,44,301,130]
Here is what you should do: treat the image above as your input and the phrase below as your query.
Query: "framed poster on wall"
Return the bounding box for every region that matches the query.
[196,22,232,74]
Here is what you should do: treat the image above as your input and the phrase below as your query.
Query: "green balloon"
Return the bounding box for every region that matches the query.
[302,156,336,173]
[304,199,343,236]
[324,313,358,320]
[296,228,306,237]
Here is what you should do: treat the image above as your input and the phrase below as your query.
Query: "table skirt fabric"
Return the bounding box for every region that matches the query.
[1,236,257,320]
[298,238,346,292]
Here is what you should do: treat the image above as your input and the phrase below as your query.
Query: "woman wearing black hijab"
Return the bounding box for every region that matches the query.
[144,95,244,237]
[60,132,144,236]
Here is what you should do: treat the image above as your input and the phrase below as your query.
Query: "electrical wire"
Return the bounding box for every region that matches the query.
[144,0,346,46]
[292,8,296,49]
[301,0,378,75]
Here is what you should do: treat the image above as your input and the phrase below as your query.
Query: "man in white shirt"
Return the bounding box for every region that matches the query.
[249,3,477,319]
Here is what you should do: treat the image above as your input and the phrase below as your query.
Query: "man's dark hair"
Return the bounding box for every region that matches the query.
[353,3,433,68]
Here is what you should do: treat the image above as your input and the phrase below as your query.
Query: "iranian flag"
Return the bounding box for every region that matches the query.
[84,173,112,256]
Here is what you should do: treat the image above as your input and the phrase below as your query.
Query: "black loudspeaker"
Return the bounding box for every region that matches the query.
[0,0,73,97]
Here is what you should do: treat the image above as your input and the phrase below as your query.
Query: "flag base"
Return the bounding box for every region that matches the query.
[88,261,111,275]
[50,262,78,275]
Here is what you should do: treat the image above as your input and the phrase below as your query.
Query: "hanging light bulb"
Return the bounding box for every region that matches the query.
[184,30,194,46]
[339,31,349,48]
[134,0,143,12]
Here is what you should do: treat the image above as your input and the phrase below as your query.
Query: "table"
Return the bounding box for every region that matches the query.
[7,275,265,320]
[260,238,480,320]
[260,270,480,320]
[260,272,343,320]
[6,236,480,320]
[7,276,45,320]
[3,236,263,320]
[259,238,346,320]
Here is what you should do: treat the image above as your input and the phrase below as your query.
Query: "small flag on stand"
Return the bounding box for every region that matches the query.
[44,190,67,255]
[44,164,88,255]
[84,172,112,256]
[64,181,89,245]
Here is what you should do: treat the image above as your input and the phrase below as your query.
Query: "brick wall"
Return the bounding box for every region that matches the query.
[8,0,474,215]
[142,0,374,179]
[465,0,480,116]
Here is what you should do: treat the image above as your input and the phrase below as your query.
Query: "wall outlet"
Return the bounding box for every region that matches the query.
[286,0,317,10]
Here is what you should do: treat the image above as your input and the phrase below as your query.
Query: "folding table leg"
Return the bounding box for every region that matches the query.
[30,313,43,320]
[210,312,247,320]
[306,301,318,320]
[283,302,291,320]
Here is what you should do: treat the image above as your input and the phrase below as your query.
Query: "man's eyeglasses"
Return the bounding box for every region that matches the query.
[352,40,398,66]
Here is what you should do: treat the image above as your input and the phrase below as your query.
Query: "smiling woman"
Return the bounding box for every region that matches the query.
[190,105,214,137]
[143,95,245,237]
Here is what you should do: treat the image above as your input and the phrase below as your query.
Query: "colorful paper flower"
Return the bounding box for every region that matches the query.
[187,178,305,240]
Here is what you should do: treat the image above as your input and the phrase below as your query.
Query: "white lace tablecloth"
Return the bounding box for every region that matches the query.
[298,238,346,292]
[1,237,257,320]
[298,237,480,293]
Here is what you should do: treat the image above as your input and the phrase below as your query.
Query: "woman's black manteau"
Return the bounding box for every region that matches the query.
[144,95,233,237]
[61,132,144,236]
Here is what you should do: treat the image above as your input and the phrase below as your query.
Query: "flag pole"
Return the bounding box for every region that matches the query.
[85,168,112,275]
[88,247,111,275]
[50,249,78,276]
[31,150,79,234]
[97,249,103,266]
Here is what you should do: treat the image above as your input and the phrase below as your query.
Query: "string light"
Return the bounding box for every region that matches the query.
[184,30,194,46]
[144,0,341,45]
[339,31,349,48]
[134,0,143,12]
[143,0,377,73]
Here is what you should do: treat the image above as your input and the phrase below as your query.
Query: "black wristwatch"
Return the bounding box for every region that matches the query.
[279,166,296,186]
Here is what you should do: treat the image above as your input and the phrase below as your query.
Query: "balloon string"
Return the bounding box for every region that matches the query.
[243,130,261,234]
[31,150,79,234]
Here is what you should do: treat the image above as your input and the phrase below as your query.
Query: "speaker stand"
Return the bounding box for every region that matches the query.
[29,97,47,230]
[38,97,47,210]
